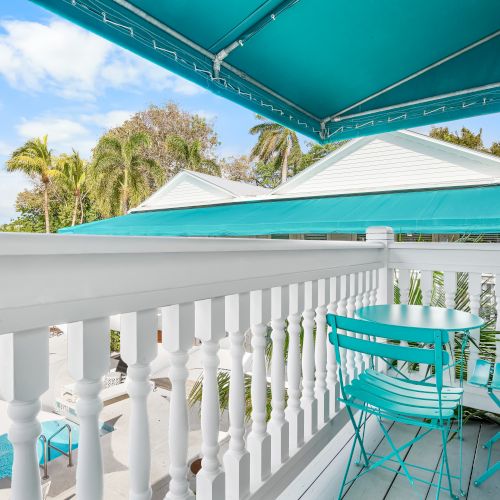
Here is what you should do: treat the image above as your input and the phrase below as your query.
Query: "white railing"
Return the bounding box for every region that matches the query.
[0,227,498,499]
[0,229,386,500]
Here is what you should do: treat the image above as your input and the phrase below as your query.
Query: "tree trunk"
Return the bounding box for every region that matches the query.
[43,184,50,233]
[122,169,129,215]
[281,137,292,184]
[71,194,78,226]
[80,196,84,224]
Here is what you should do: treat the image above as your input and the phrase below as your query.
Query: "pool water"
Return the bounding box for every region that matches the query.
[0,419,112,479]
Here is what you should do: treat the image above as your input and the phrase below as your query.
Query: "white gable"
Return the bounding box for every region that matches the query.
[272,131,500,198]
[134,170,269,211]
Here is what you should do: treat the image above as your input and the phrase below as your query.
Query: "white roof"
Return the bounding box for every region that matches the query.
[133,170,269,212]
[133,131,500,212]
[271,130,500,198]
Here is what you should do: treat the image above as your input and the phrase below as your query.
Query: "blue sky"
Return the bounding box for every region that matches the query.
[0,0,499,224]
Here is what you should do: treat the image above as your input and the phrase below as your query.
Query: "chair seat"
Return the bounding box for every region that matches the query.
[344,369,463,421]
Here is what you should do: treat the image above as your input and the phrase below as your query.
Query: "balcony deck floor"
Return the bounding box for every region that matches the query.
[279,416,499,500]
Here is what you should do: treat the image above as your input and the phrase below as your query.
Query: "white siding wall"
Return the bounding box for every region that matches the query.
[284,138,493,195]
[147,178,230,209]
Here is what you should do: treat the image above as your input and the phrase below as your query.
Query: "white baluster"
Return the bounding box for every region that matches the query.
[337,275,349,383]
[418,270,433,377]
[398,269,411,375]
[224,293,251,500]
[247,289,271,488]
[121,310,158,500]
[302,281,318,440]
[421,270,433,307]
[361,271,371,370]
[68,318,109,500]
[315,279,329,428]
[369,269,378,306]
[162,304,195,500]
[495,274,500,364]
[354,272,365,373]
[327,277,340,416]
[346,274,357,380]
[0,329,48,500]
[286,283,305,454]
[195,298,226,500]
[368,269,380,371]
[269,286,290,470]
[444,271,458,384]
[467,273,481,382]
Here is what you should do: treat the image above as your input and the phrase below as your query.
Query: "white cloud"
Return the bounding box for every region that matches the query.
[81,110,134,130]
[0,140,12,156]
[0,169,31,224]
[15,109,140,157]
[194,109,218,122]
[0,18,204,100]
[16,116,95,155]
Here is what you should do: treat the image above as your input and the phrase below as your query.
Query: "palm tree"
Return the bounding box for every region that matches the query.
[7,135,57,233]
[92,132,163,216]
[249,116,301,184]
[165,135,220,176]
[55,150,88,226]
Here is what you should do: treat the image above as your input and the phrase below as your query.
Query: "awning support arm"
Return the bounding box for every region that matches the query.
[212,0,302,77]
[321,29,500,128]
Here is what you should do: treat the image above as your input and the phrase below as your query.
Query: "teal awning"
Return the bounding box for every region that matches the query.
[59,185,500,236]
[32,1,500,143]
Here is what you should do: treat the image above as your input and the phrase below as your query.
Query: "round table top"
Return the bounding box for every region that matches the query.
[356,304,484,331]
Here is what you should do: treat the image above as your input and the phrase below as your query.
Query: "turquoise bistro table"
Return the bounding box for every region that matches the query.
[356,304,484,332]
[356,304,484,384]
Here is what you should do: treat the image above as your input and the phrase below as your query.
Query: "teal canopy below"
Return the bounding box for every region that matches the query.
[32,1,500,143]
[59,185,500,237]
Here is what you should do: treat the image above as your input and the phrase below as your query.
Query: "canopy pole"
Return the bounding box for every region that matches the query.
[322,29,500,127]
[213,0,301,77]
[330,82,500,123]
[112,0,319,122]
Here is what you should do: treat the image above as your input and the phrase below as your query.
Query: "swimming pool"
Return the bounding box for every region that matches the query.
[0,419,112,479]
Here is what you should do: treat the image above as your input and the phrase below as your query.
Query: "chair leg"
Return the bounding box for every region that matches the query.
[440,427,457,499]
[377,417,414,486]
[474,461,500,487]
[483,431,500,449]
[346,405,369,467]
[355,410,369,466]
[338,432,358,500]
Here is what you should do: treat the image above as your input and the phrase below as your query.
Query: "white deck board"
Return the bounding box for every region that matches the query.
[281,419,498,500]
[467,424,500,500]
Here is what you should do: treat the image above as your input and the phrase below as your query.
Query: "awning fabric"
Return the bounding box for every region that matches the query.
[32,1,500,143]
[59,185,500,237]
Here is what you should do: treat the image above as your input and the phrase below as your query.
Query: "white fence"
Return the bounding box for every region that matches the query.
[0,227,498,500]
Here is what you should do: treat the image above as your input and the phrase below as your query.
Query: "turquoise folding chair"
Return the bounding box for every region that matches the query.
[326,314,464,499]
[468,359,500,487]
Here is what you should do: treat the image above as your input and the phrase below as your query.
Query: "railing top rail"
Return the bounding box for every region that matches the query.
[389,240,500,273]
[0,233,384,256]
[389,241,500,251]
[0,233,384,335]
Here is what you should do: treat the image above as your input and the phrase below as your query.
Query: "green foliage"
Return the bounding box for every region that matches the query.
[7,135,58,233]
[429,126,499,157]
[165,135,220,176]
[250,115,301,185]
[188,369,272,422]
[297,141,346,173]
[91,132,164,216]
[110,330,120,353]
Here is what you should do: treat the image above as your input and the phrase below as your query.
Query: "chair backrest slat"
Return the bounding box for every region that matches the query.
[329,314,449,344]
[334,332,449,366]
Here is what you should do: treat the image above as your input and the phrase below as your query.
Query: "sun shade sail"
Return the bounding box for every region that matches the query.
[59,185,500,236]
[32,1,500,143]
